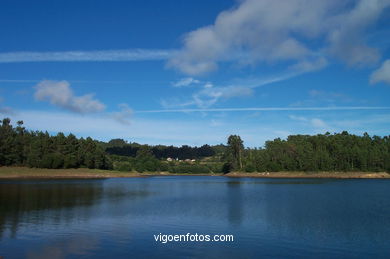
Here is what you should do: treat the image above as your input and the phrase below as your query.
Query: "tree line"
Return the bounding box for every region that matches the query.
[1,118,389,173]
[225,133,390,173]
[0,118,112,169]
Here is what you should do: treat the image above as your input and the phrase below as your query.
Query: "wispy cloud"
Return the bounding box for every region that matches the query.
[0,49,175,63]
[164,71,305,109]
[135,106,390,114]
[172,77,201,87]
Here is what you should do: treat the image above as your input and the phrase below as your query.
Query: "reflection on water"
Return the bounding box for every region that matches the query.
[0,179,152,240]
[0,177,389,258]
[0,180,103,239]
[226,180,243,226]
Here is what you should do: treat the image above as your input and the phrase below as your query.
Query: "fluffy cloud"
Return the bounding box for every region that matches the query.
[370,59,390,85]
[34,80,105,113]
[168,0,390,75]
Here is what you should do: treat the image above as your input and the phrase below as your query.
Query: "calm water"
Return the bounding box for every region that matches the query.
[0,177,389,258]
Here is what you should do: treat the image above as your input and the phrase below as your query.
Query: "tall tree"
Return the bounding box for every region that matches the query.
[227,135,244,170]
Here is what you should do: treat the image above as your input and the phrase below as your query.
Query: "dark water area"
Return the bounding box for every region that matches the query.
[0,177,389,258]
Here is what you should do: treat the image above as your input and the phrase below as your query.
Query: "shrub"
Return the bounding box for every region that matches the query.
[114,161,132,172]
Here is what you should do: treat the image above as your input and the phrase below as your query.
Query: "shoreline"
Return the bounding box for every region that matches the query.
[0,167,389,179]
[225,171,390,179]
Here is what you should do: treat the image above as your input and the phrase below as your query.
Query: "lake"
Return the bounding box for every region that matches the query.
[0,176,389,258]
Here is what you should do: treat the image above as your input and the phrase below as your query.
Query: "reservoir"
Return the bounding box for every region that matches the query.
[0,176,389,258]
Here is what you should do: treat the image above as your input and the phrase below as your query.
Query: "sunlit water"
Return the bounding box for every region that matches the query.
[0,177,389,258]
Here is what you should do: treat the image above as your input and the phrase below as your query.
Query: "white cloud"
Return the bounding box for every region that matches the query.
[0,49,174,63]
[168,0,390,75]
[34,80,105,113]
[370,59,390,84]
[172,77,200,87]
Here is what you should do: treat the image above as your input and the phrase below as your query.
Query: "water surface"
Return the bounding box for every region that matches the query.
[1,177,389,258]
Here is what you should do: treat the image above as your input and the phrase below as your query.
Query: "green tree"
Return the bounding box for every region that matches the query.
[226,135,244,170]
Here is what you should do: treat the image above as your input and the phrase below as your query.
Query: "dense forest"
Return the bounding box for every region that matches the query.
[242,132,390,172]
[105,139,215,160]
[1,118,389,173]
[0,118,112,169]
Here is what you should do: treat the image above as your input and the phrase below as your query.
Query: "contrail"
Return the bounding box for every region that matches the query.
[135,106,390,113]
[0,49,175,63]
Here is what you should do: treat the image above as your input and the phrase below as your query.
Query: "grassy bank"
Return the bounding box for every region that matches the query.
[0,167,389,179]
[0,167,143,179]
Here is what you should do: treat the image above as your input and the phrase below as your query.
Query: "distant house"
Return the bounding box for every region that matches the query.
[184,159,196,163]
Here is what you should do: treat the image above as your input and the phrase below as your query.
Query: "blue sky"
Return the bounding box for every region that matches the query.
[1,0,390,147]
